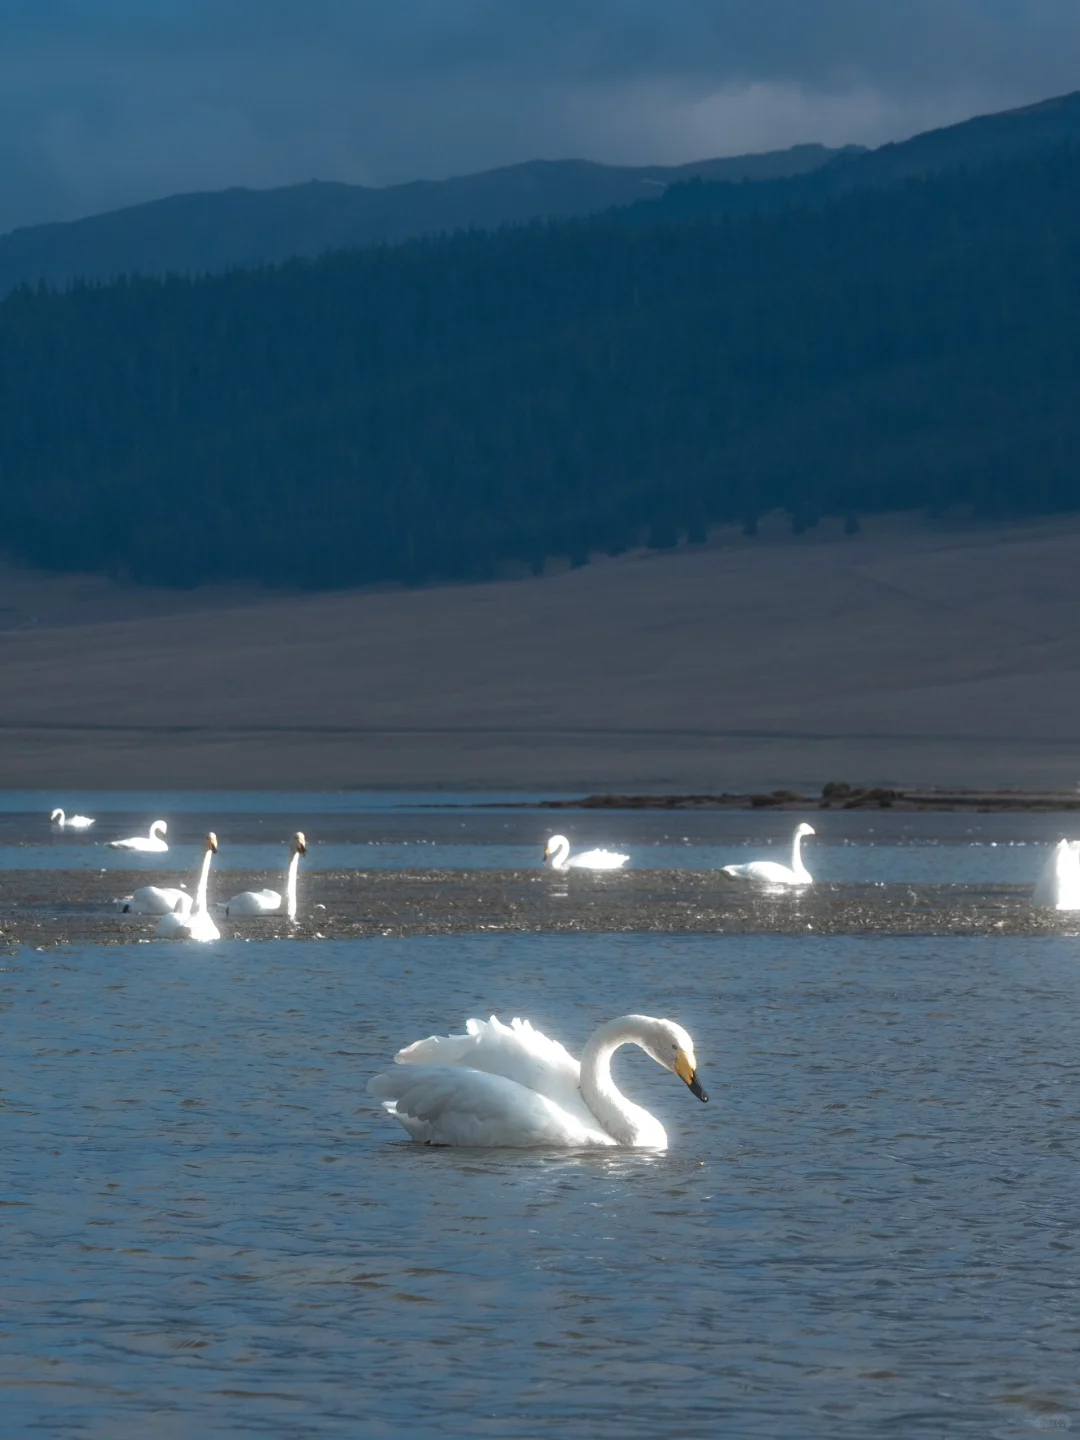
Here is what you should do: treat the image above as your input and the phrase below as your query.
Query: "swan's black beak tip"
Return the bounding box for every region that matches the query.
[689,1074,708,1103]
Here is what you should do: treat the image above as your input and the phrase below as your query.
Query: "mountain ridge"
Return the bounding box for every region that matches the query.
[0,144,850,296]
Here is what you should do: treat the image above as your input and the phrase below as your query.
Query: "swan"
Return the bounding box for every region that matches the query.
[368,1013,707,1148]
[721,822,815,886]
[225,832,306,918]
[157,833,220,941]
[50,808,95,829]
[122,884,191,917]
[543,834,629,872]
[109,819,168,852]
[1033,838,1080,911]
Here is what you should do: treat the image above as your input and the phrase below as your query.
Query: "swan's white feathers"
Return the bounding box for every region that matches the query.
[157,906,220,941]
[226,888,282,916]
[396,1015,584,1111]
[368,1065,614,1148]
[568,848,629,870]
[720,823,814,886]
[721,860,803,884]
[545,835,629,871]
[124,885,191,916]
[1033,839,1080,911]
[109,820,169,852]
[50,809,95,828]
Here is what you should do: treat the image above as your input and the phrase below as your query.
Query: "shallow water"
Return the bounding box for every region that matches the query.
[3,791,1077,885]
[5,931,1080,1437]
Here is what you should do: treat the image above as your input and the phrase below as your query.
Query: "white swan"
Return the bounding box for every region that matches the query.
[109,819,168,852]
[50,808,95,829]
[1033,839,1080,911]
[122,884,191,917]
[368,1013,707,1148]
[721,822,815,886]
[157,833,220,941]
[225,832,306,918]
[543,834,629,872]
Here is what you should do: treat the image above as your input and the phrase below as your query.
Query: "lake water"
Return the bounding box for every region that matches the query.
[3,793,1080,1436]
[3,790,1077,885]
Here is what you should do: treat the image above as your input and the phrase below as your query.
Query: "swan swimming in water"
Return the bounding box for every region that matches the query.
[1033,838,1080,911]
[225,832,306,918]
[543,834,630,871]
[721,822,815,886]
[157,834,220,941]
[50,808,95,829]
[109,820,168,852]
[368,1013,707,1148]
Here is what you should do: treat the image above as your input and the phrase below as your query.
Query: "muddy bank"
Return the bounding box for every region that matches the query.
[532,784,1080,812]
[0,867,1075,948]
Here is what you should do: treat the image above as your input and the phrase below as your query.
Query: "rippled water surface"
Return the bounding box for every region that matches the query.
[5,930,1080,1437]
[3,790,1077,883]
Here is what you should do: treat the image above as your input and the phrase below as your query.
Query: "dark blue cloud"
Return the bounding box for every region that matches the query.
[1,0,1077,233]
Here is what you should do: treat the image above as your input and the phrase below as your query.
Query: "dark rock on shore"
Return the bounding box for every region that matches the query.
[535,785,1080,812]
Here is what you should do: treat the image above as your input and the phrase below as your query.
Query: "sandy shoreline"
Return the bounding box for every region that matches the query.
[4,514,1080,791]
[1,867,1074,949]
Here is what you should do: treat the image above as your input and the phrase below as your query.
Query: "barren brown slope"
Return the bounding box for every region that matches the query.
[3,515,1080,791]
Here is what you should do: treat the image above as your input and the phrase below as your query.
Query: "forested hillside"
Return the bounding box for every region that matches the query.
[643,88,1080,224]
[0,146,848,298]
[2,144,1080,590]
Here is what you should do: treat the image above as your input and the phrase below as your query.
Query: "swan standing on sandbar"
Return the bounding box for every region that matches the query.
[109,820,168,852]
[50,808,95,829]
[544,835,629,871]
[368,1013,707,1148]
[1033,838,1080,911]
[721,822,815,886]
[225,832,306,918]
[157,833,220,941]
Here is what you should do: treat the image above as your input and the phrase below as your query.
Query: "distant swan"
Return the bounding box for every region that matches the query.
[157,833,220,941]
[1033,838,1080,911]
[109,819,168,852]
[544,834,629,872]
[50,808,95,829]
[369,1013,707,1148]
[225,832,306,918]
[122,884,191,917]
[721,822,815,886]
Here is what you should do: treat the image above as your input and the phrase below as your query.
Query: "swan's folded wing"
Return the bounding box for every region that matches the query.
[570,849,629,869]
[722,860,797,883]
[368,1065,612,1147]
[395,1016,583,1108]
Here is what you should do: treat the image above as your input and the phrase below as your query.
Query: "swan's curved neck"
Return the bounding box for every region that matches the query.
[150,821,166,840]
[579,1017,666,1146]
[791,829,811,881]
[193,847,214,913]
[284,849,301,920]
[551,838,571,871]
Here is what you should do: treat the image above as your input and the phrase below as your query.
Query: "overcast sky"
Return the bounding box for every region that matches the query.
[1,0,1078,234]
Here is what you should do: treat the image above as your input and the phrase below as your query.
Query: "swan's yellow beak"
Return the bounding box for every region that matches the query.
[675,1048,708,1103]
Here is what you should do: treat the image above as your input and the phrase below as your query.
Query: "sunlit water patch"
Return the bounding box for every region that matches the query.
[3,931,1079,1436]
[2,793,1077,884]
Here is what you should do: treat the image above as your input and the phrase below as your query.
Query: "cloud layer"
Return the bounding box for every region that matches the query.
[1,1,1078,233]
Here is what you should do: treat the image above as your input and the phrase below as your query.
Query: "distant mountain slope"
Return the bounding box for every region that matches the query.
[4,143,1080,593]
[0,145,848,295]
[650,89,1080,221]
